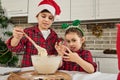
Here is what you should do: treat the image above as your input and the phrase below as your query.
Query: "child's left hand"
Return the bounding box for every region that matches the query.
[55,41,66,56]
[63,46,80,63]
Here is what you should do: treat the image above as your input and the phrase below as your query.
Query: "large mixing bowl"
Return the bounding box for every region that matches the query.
[31,55,62,74]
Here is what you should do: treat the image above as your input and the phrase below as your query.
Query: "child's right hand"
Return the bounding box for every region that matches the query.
[13,27,24,40]
[62,46,80,63]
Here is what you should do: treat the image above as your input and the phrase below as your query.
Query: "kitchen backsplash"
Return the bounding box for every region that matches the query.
[52,23,117,50]
[10,23,117,50]
[0,17,117,50]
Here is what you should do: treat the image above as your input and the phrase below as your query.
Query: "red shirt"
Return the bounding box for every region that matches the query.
[6,25,59,67]
[59,49,97,72]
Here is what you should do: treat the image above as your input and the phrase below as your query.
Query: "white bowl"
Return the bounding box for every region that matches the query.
[31,55,62,74]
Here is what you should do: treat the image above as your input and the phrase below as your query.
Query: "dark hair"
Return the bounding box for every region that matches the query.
[40,9,50,13]
[65,27,86,49]
[36,9,50,17]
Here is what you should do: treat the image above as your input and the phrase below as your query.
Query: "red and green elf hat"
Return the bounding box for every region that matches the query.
[36,0,61,17]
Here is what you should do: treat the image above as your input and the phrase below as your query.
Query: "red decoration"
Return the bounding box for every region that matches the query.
[116,24,120,70]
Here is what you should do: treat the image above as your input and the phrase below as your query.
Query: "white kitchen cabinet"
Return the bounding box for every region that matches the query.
[28,0,120,23]
[95,58,119,74]
[1,0,28,17]
[71,0,120,20]
[28,0,40,23]
[54,0,70,22]
[28,0,70,23]
[96,0,120,19]
[71,0,95,20]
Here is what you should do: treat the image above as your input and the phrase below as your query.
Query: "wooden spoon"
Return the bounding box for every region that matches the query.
[24,32,48,56]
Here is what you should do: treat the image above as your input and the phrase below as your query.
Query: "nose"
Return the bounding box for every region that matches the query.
[44,17,49,21]
[68,42,73,46]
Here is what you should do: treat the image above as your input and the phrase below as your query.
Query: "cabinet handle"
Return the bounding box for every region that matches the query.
[92,0,96,17]
[8,10,23,12]
[96,0,100,17]
[97,61,100,71]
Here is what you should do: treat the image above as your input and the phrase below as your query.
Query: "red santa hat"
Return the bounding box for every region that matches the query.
[36,0,61,17]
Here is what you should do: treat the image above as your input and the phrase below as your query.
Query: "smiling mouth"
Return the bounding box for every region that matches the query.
[43,23,48,26]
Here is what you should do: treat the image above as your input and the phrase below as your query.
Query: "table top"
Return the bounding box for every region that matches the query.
[0,67,118,80]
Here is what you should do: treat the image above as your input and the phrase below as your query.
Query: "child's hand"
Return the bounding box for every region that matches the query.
[13,27,24,40]
[55,41,66,56]
[63,46,80,63]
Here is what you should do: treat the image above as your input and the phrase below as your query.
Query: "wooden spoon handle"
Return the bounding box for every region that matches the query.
[24,33,38,48]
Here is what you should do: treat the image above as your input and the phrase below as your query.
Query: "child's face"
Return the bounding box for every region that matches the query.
[65,32,85,52]
[37,12,54,30]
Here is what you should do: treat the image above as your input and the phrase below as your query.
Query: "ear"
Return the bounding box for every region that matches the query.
[81,37,85,43]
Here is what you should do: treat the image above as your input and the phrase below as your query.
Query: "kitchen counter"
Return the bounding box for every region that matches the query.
[90,50,117,58]
[0,67,118,80]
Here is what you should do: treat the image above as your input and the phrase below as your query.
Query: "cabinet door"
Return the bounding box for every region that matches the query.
[71,0,95,21]
[1,0,28,17]
[28,0,70,23]
[28,0,40,23]
[54,0,70,22]
[96,58,119,74]
[96,0,120,19]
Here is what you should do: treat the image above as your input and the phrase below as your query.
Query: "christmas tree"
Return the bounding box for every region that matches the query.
[0,0,18,67]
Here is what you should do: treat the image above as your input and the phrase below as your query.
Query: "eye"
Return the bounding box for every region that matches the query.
[49,16,54,21]
[66,40,70,43]
[72,39,76,42]
[41,15,46,18]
